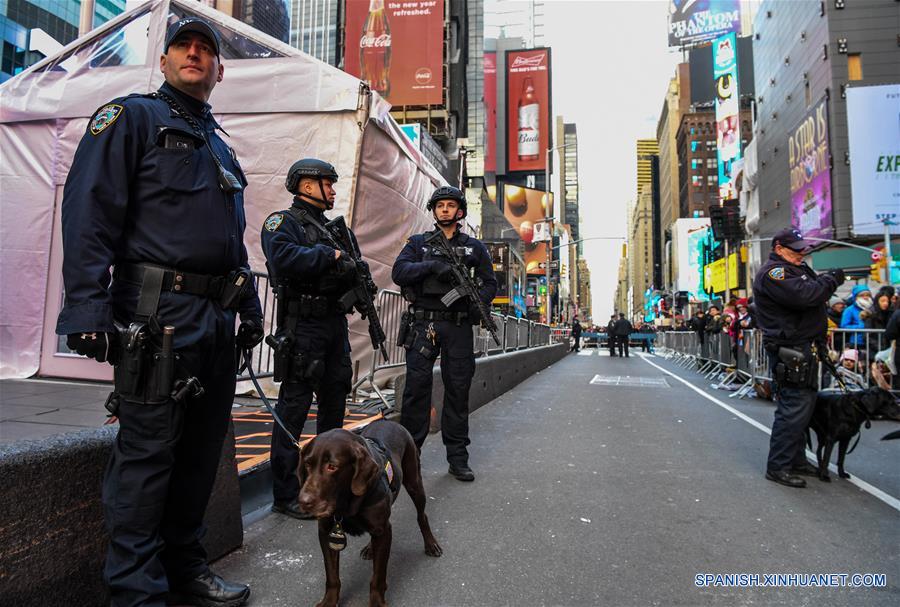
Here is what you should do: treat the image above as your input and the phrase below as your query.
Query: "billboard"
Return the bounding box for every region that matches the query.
[502,184,551,275]
[672,218,711,300]
[506,48,552,174]
[846,84,900,235]
[668,0,741,48]
[703,252,739,293]
[788,96,832,239]
[344,0,444,107]
[484,51,497,172]
[713,32,741,201]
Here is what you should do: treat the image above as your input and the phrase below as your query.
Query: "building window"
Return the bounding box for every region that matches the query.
[848,53,863,81]
[691,140,699,152]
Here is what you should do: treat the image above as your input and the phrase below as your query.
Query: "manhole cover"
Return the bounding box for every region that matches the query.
[589,375,670,387]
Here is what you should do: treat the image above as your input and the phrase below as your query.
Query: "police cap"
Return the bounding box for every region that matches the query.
[284,158,339,193]
[165,17,221,57]
[772,228,814,252]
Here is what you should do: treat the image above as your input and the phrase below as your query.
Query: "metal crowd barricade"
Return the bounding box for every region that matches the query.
[351,289,409,408]
[236,271,277,381]
[825,328,893,391]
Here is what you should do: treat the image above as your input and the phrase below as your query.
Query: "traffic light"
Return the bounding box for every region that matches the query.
[870,262,882,282]
[539,285,547,296]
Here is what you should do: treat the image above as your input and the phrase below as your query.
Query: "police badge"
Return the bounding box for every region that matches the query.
[90,104,123,135]
[264,213,284,232]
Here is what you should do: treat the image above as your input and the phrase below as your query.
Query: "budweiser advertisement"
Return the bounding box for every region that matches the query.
[502,184,551,275]
[344,0,444,107]
[484,51,497,172]
[506,48,552,174]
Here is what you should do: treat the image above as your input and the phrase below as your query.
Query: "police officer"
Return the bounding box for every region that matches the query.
[570,316,582,352]
[261,158,359,518]
[392,186,497,482]
[606,314,617,356]
[753,228,844,488]
[55,18,260,607]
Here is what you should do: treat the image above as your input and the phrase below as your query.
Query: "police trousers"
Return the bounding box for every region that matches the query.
[400,318,476,466]
[766,349,817,472]
[270,315,352,503]
[102,327,236,607]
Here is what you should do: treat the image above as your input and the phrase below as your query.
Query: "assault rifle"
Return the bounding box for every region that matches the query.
[424,229,501,346]
[321,215,389,362]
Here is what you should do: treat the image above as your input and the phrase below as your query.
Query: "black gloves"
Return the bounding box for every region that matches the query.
[336,256,358,277]
[236,318,265,349]
[67,332,118,364]
[827,268,846,286]
[431,260,455,283]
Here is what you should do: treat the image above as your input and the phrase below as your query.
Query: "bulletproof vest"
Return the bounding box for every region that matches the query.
[414,234,477,309]
[282,206,353,296]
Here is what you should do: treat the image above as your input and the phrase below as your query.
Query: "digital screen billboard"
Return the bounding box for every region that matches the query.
[788,96,832,239]
[502,184,551,275]
[344,0,444,107]
[505,48,552,174]
[713,32,741,201]
[668,0,741,48]
[846,84,900,235]
[484,51,497,172]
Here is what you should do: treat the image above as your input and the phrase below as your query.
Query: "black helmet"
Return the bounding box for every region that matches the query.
[284,158,339,193]
[427,186,467,218]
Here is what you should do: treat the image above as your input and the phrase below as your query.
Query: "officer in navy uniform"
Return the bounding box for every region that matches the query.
[55,18,260,607]
[753,228,844,488]
[261,158,360,518]
[392,186,497,482]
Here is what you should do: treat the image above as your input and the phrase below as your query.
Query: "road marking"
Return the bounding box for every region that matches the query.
[577,350,594,356]
[641,354,900,513]
[589,374,669,387]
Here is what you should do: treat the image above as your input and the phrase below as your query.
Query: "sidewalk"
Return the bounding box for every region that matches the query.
[210,351,900,606]
[0,379,113,444]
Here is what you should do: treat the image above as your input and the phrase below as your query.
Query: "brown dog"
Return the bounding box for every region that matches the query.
[298,420,442,607]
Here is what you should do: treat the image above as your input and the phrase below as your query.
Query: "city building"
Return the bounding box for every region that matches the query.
[751,0,900,274]
[556,119,580,253]
[636,139,658,198]
[576,257,591,322]
[656,63,690,288]
[287,0,339,64]
[484,0,543,47]
[1,0,125,82]
[629,184,655,320]
[614,254,628,317]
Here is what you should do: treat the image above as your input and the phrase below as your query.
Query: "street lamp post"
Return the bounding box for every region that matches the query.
[545,141,577,324]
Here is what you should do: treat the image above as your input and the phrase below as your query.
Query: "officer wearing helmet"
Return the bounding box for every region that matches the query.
[261,158,362,518]
[391,186,497,482]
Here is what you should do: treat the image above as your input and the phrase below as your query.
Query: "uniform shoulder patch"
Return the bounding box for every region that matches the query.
[90,104,124,135]
[264,213,284,232]
[767,267,785,281]
[385,461,394,485]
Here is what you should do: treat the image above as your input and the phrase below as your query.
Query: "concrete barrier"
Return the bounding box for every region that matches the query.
[394,342,569,430]
[0,423,243,606]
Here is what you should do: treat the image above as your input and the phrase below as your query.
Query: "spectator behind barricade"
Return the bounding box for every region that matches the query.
[827,296,845,328]
[839,348,862,373]
[884,301,900,387]
[840,284,872,348]
[730,298,753,350]
[705,305,724,335]
[689,309,706,342]
[870,348,894,391]
[863,287,894,359]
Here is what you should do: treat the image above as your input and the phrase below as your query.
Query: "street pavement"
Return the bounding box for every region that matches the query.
[213,348,900,607]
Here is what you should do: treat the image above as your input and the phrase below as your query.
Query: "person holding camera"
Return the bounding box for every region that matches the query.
[752,229,844,488]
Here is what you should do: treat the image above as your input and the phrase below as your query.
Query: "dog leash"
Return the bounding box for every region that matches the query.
[240,348,301,449]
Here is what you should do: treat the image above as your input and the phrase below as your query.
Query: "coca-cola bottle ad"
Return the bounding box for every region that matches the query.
[359,0,392,97]
[517,77,540,161]
[344,0,445,106]
[506,48,551,173]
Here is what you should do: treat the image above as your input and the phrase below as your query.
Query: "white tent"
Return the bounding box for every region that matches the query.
[0,0,447,380]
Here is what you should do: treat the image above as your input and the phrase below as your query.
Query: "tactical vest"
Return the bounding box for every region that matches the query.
[279,206,353,297]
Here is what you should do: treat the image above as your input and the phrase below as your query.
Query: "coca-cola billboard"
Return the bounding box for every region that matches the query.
[506,48,552,174]
[484,51,497,173]
[343,0,444,107]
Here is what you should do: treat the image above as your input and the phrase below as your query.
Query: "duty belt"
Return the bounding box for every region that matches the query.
[115,263,231,299]
[413,309,468,322]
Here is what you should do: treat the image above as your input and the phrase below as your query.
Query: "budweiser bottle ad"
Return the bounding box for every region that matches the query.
[517,77,540,161]
[360,0,392,97]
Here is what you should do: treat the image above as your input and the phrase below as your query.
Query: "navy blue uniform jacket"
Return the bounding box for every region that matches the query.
[752,251,838,345]
[56,82,262,347]
[391,228,497,311]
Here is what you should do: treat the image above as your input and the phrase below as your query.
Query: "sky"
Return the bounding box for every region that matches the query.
[540,0,684,321]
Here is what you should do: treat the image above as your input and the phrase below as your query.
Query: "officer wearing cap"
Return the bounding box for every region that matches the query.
[55,17,259,607]
[391,186,497,482]
[753,228,844,488]
[261,158,362,518]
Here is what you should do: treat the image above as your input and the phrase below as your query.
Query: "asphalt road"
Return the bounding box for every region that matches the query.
[214,349,900,607]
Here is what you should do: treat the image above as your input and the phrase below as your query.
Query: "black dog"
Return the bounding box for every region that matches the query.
[298,420,442,607]
[807,387,900,482]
